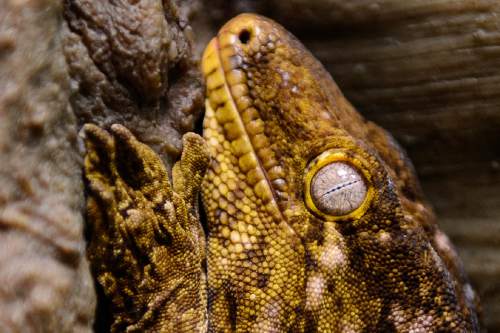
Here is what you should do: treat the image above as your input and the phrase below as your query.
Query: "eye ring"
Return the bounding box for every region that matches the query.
[304,149,374,221]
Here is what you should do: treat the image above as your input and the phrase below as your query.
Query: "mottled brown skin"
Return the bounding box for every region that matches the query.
[82,124,209,332]
[81,13,481,333]
[201,14,480,332]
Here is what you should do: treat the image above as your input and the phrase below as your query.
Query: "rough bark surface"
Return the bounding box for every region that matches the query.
[0,1,95,332]
[202,1,500,331]
[63,0,205,168]
[0,0,207,331]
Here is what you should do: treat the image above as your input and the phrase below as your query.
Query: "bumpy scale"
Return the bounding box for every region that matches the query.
[82,124,209,332]
[82,13,481,333]
[201,14,480,332]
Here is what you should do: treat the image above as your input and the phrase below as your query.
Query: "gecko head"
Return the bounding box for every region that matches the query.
[202,13,423,234]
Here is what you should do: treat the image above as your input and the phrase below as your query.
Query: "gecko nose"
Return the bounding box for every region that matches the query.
[217,13,263,47]
[238,28,251,44]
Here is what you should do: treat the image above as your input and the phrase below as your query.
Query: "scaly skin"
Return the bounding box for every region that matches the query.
[201,14,480,332]
[81,13,481,333]
[83,124,209,332]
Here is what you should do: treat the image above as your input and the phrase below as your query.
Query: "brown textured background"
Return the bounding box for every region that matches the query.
[0,1,95,331]
[0,0,498,331]
[1,0,206,331]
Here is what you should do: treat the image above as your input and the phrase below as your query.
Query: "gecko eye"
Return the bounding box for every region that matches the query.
[304,150,373,220]
[310,162,367,215]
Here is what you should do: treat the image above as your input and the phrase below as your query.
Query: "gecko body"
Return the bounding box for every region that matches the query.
[201,13,480,332]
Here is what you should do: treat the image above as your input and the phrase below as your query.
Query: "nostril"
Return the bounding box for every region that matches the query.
[238,29,251,44]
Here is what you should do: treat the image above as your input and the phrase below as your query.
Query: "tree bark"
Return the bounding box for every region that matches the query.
[0,1,95,331]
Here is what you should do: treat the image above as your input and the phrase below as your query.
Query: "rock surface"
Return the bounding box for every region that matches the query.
[202,1,500,331]
[0,1,95,331]
[63,0,205,168]
[0,0,207,331]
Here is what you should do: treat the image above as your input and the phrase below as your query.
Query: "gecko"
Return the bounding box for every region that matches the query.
[82,13,480,333]
[201,13,480,332]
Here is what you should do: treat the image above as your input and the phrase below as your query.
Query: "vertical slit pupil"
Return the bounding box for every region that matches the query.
[239,29,251,44]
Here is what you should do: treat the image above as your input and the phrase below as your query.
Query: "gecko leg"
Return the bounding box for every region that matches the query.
[82,124,209,333]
